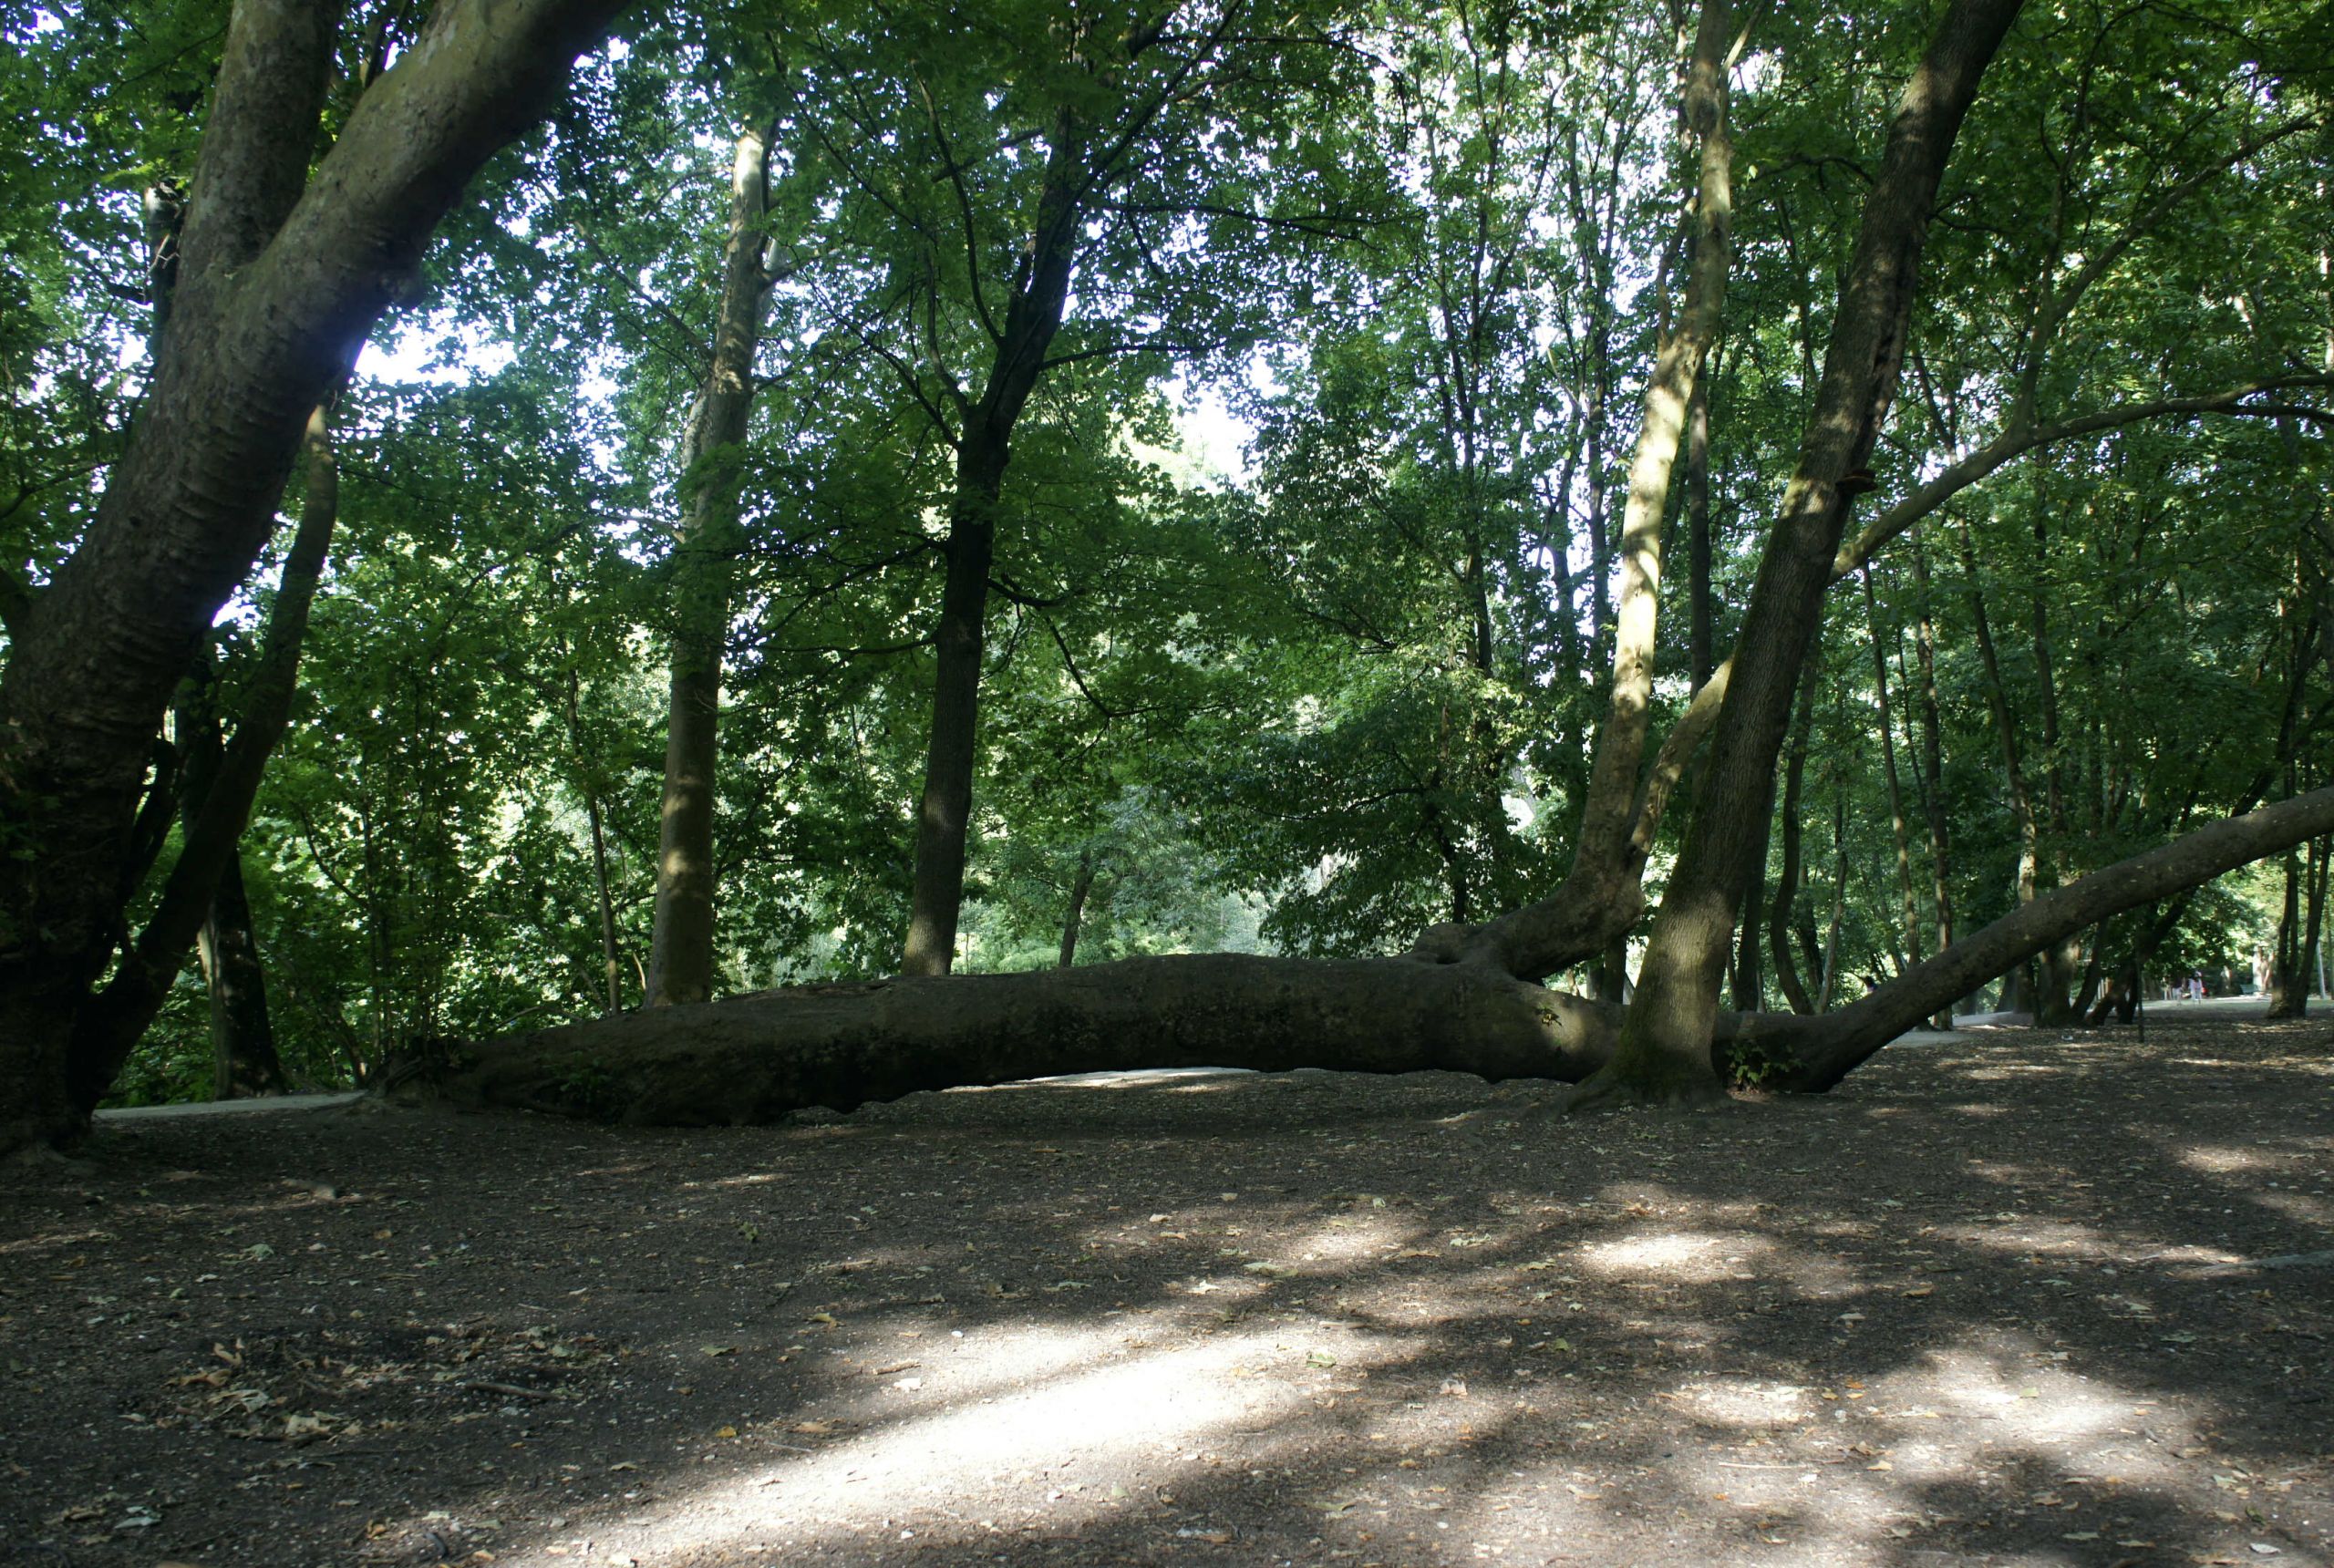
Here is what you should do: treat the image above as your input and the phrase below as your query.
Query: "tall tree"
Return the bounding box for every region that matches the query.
[645,108,783,1006]
[1585,0,2027,1106]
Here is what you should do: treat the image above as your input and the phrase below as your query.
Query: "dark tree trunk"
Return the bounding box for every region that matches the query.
[2267,841,2308,1017]
[1730,808,1771,1013]
[67,398,342,1113]
[647,119,776,1006]
[427,956,1621,1125]
[1590,0,2028,1105]
[0,0,631,1155]
[172,663,286,1100]
[1769,666,1818,1016]
[2308,835,2329,999]
[902,109,1086,976]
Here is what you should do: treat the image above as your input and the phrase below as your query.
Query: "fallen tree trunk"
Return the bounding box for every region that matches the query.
[422,784,2334,1129]
[422,955,1620,1124]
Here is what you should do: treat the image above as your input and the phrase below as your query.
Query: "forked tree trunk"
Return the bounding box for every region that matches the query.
[646,119,778,1006]
[0,0,631,1156]
[1591,0,2026,1105]
[1405,0,1744,985]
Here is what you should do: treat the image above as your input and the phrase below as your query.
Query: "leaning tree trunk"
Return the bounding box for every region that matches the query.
[901,108,1085,977]
[1589,0,2027,1106]
[1733,784,2334,1090]
[645,117,777,1007]
[425,956,1621,1124]
[67,398,342,1113]
[0,0,630,1156]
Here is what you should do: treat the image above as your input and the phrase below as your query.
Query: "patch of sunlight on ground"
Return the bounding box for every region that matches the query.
[1576,1230,1776,1284]
[583,1319,1428,1560]
[2181,1142,2280,1175]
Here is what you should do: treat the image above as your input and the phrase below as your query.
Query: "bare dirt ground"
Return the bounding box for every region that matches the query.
[4,1008,2330,1568]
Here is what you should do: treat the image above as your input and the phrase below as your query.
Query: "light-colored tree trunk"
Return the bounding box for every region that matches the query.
[646,119,777,1006]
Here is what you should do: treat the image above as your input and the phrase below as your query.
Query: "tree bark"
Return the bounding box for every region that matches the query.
[902,108,1085,976]
[2267,836,2308,1017]
[1687,365,1716,693]
[1864,570,1924,969]
[1768,665,1818,1016]
[427,955,1621,1125]
[0,0,631,1154]
[646,119,776,1006]
[1589,0,2026,1106]
[174,663,288,1100]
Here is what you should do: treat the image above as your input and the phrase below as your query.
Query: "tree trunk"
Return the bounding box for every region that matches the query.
[1740,785,2334,1090]
[201,853,286,1099]
[1864,571,1925,968]
[426,785,2334,1129]
[2267,840,2308,1017]
[172,662,287,1100]
[1906,529,1957,1021]
[0,0,631,1155]
[1059,850,1096,968]
[67,398,342,1113]
[1769,666,1817,1016]
[1815,784,1849,1011]
[427,956,1621,1125]
[1590,0,2025,1106]
[902,108,1086,976]
[646,119,775,1006]
[1687,363,1715,693]
[1730,810,1771,1012]
[563,661,624,1016]
[1404,0,1741,986]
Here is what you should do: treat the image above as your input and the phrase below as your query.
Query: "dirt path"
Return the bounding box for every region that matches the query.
[5,1016,2330,1567]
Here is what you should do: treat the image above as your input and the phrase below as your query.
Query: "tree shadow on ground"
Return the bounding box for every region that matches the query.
[1,1016,2329,1566]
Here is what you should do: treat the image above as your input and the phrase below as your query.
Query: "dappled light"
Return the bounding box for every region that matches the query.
[10,1018,2332,1566]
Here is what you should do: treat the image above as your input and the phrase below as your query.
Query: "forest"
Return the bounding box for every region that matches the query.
[3,0,2332,1153]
